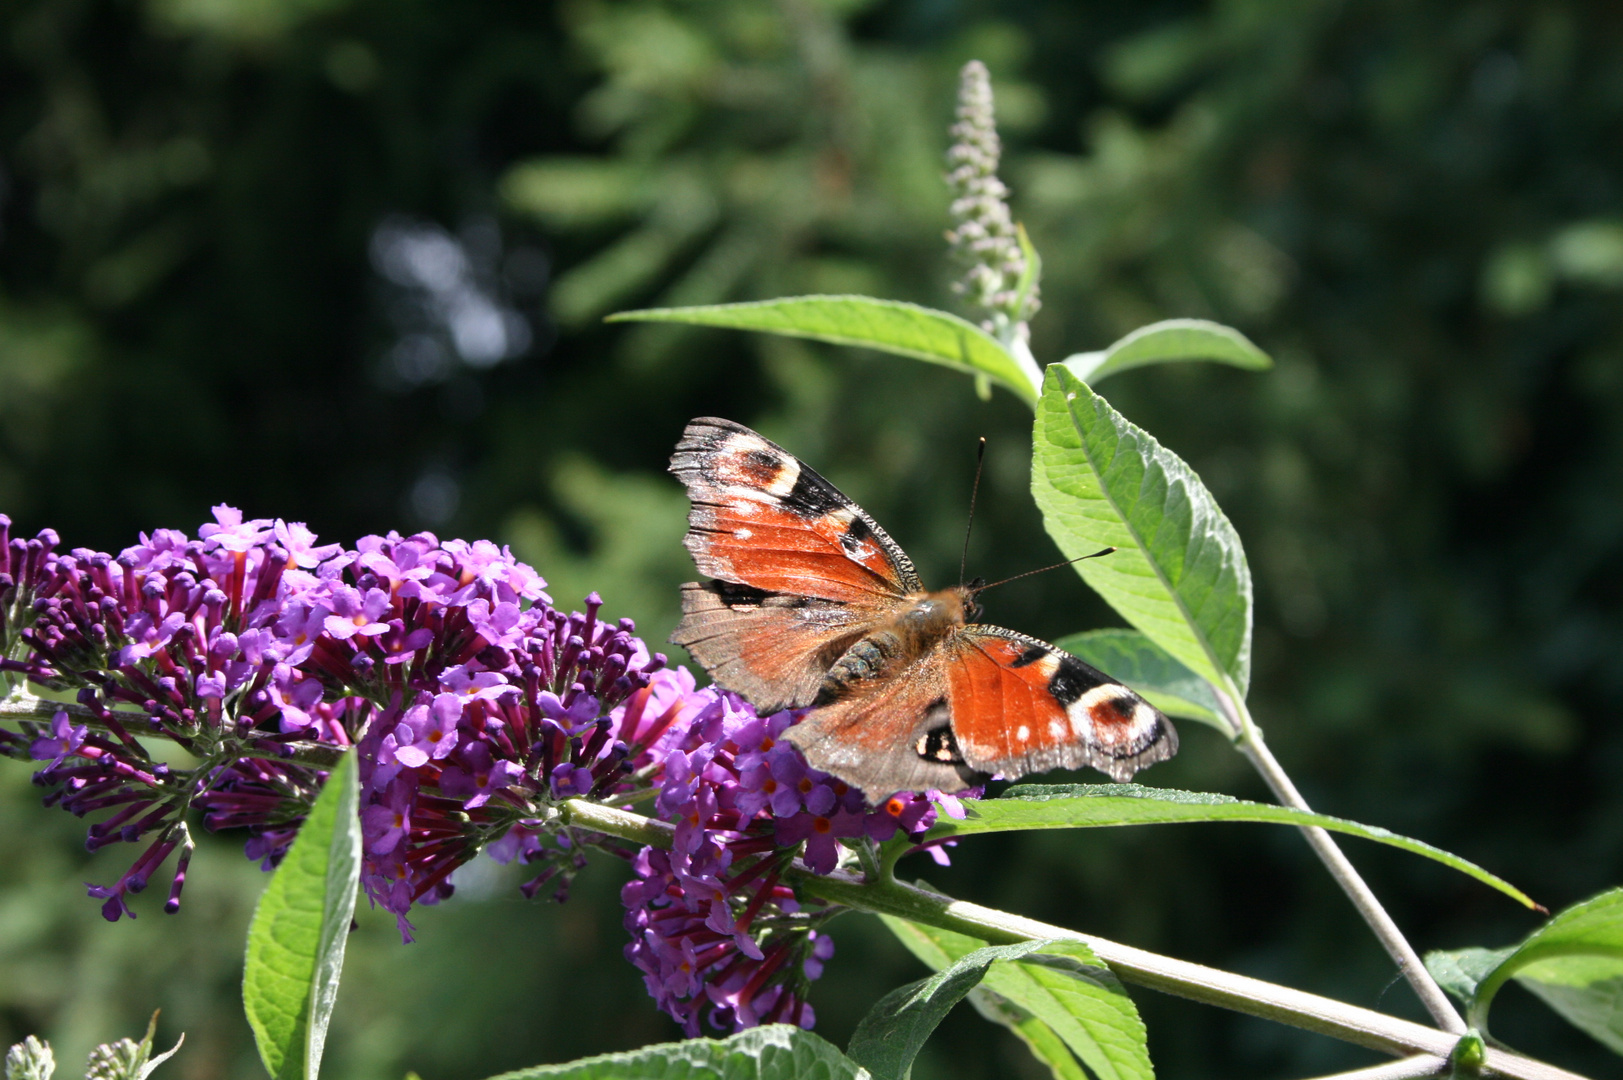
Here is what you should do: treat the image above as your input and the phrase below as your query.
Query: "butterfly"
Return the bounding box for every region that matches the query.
[669,417,1178,800]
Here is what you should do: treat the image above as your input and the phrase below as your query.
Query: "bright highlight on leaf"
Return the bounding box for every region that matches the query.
[1426,886,1623,1054]
[927,784,1536,909]
[607,296,1040,405]
[479,1025,869,1080]
[1061,319,1273,384]
[881,917,1089,1080]
[1033,366,1254,702]
[850,935,1149,1080]
[243,752,361,1080]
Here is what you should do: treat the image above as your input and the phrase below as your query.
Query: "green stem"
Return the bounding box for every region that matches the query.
[1219,689,1467,1035]
[1302,1057,1448,1080]
[559,798,1579,1080]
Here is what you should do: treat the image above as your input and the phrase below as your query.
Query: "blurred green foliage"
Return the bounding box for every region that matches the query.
[1,1,1620,1078]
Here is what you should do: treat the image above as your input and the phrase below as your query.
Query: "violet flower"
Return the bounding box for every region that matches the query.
[0,507,979,1038]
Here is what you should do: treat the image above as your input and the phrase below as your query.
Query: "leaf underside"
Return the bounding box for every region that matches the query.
[1055,628,1226,728]
[482,1025,869,1080]
[930,785,1534,909]
[1062,318,1272,384]
[608,296,1037,405]
[875,917,1153,1080]
[242,752,361,1080]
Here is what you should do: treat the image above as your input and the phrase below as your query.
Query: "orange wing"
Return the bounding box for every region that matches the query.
[781,650,984,797]
[669,418,921,713]
[670,418,921,603]
[944,627,1177,783]
[670,581,869,714]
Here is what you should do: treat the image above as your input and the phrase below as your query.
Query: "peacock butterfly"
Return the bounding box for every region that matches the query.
[669,417,1177,801]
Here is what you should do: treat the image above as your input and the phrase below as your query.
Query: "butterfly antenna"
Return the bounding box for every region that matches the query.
[959,437,987,587]
[974,547,1118,594]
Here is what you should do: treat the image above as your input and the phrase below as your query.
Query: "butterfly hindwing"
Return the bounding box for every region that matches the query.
[670,581,871,714]
[945,627,1178,783]
[671,418,922,603]
[669,416,1181,800]
[780,652,986,797]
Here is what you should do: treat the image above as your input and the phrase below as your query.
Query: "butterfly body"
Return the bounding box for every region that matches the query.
[670,417,1177,800]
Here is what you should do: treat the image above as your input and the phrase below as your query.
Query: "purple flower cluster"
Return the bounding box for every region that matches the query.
[1,508,978,1035]
[352,588,675,939]
[620,673,966,1034]
[0,508,668,928]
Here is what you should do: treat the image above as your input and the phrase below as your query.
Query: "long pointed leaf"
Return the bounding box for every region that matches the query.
[243,753,360,1080]
[1430,887,1623,1053]
[1032,365,1252,699]
[848,939,1059,1080]
[925,785,1534,909]
[1062,319,1272,384]
[878,918,1151,1080]
[881,915,1085,1079]
[607,296,1040,405]
[980,943,1151,1080]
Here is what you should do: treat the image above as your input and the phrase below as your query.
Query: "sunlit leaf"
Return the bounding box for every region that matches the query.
[242,753,360,1080]
[1013,224,1043,326]
[1032,366,1252,698]
[874,918,1150,1080]
[1428,887,1623,1055]
[1424,946,1515,1004]
[608,296,1039,405]
[482,1026,869,1080]
[928,784,1535,909]
[1055,628,1226,729]
[1061,319,1272,384]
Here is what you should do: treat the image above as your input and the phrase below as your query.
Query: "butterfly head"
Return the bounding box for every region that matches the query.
[958,579,987,623]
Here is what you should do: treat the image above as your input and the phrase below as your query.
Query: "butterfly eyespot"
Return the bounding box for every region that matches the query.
[914,726,964,764]
[672,418,1179,798]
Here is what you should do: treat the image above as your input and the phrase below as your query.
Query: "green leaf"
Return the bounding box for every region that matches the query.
[607,296,1040,406]
[1032,366,1253,699]
[878,918,1149,1080]
[928,785,1536,910]
[481,1026,869,1080]
[1424,946,1517,1004]
[1061,319,1272,384]
[1440,887,1623,1054]
[243,752,361,1080]
[849,939,1060,1080]
[967,993,1088,1080]
[1013,223,1043,326]
[1054,628,1226,729]
[980,943,1150,1080]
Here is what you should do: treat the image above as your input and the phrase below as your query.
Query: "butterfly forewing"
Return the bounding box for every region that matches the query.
[671,418,922,602]
[669,416,1180,800]
[671,582,868,714]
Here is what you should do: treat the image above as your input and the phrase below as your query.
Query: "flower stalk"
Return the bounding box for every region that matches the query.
[561,796,1582,1080]
[945,60,1039,345]
[1217,689,1469,1035]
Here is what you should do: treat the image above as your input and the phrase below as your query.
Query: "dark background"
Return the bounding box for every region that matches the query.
[1,1,1619,1078]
